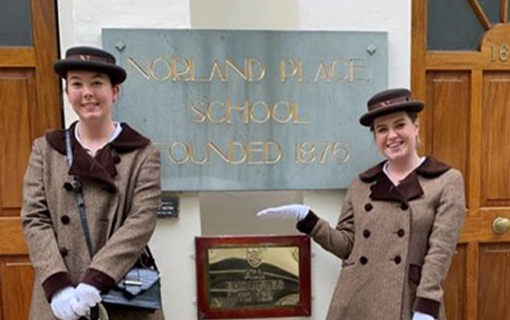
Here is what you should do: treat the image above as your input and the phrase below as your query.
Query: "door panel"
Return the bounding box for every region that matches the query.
[425,72,471,187]
[443,245,467,320]
[477,243,510,319]
[0,260,34,320]
[482,72,510,205]
[0,0,61,319]
[0,72,34,209]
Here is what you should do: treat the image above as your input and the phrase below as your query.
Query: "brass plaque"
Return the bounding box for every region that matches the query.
[207,246,300,308]
[195,235,311,319]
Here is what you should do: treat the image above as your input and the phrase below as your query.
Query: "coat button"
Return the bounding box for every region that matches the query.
[400,203,409,210]
[59,247,68,257]
[113,155,121,164]
[60,215,70,225]
[359,256,368,265]
[394,255,402,264]
[63,182,73,191]
[397,229,405,237]
[363,229,371,238]
[103,185,117,194]
[364,203,373,212]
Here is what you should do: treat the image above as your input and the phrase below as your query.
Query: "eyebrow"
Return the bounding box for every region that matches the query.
[374,117,407,129]
[67,73,107,80]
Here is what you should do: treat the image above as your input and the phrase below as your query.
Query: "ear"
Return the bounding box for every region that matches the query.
[112,84,120,103]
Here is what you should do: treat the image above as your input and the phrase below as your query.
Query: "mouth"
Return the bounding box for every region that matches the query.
[386,140,403,150]
[81,102,99,108]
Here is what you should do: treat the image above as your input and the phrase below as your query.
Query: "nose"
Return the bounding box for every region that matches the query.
[387,128,398,139]
[82,84,93,98]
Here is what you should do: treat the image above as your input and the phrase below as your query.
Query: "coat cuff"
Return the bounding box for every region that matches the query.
[81,268,116,292]
[296,210,319,234]
[42,272,73,302]
[413,297,440,319]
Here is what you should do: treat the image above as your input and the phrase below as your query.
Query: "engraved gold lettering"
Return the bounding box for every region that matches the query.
[247,142,265,165]
[206,101,226,123]
[225,58,248,81]
[348,59,367,82]
[332,142,350,163]
[292,102,310,124]
[229,141,247,165]
[265,142,282,164]
[271,101,293,123]
[208,141,230,163]
[246,58,266,82]
[208,60,227,82]
[150,58,171,82]
[296,142,350,164]
[190,101,207,123]
[250,102,271,123]
[127,57,150,80]
[171,57,194,81]
[280,58,302,82]
[313,61,338,82]
[168,142,190,164]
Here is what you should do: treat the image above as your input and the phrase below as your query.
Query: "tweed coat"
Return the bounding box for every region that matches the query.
[297,157,465,320]
[21,122,164,320]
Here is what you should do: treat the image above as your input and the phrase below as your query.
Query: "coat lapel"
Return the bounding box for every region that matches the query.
[360,157,451,203]
[45,121,150,191]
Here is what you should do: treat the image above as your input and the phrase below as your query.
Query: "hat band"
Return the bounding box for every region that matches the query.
[370,95,411,111]
[67,54,114,64]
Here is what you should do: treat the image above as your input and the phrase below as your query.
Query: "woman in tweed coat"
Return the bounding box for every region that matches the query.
[21,46,164,320]
[258,88,465,320]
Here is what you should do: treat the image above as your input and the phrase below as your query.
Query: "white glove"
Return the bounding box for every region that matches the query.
[50,286,79,320]
[256,204,310,221]
[412,312,435,320]
[71,283,102,316]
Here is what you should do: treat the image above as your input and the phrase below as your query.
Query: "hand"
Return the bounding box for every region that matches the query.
[50,286,79,320]
[256,204,310,221]
[71,283,102,316]
[412,312,435,320]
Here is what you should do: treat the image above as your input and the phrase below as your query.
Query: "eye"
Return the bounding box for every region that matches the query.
[69,81,82,88]
[91,80,104,87]
[395,122,406,129]
[376,127,388,134]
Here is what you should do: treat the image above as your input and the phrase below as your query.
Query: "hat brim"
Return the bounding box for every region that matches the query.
[359,101,424,127]
[54,60,127,85]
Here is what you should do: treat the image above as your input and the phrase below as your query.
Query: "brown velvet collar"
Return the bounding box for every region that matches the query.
[359,157,451,203]
[46,121,150,191]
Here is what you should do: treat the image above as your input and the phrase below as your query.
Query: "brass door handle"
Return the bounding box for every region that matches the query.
[493,217,510,235]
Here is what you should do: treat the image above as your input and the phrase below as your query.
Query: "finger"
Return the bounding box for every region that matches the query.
[70,298,89,317]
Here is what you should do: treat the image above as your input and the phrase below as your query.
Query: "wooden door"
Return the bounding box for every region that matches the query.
[413,1,510,319]
[0,0,61,319]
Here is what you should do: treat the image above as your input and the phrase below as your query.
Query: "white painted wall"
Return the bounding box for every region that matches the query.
[56,1,411,319]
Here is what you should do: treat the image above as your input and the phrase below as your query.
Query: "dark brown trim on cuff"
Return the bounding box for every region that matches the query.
[81,268,116,292]
[296,210,319,234]
[42,272,73,302]
[414,297,440,319]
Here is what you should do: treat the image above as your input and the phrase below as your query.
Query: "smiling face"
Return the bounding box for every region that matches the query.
[66,70,119,124]
[373,111,419,163]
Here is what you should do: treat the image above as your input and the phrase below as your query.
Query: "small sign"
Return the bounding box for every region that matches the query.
[158,192,179,218]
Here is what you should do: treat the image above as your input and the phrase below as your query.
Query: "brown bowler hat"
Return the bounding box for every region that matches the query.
[53,46,127,84]
[359,88,424,126]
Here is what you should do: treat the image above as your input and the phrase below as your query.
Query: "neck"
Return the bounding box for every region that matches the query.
[387,153,421,180]
[76,119,115,153]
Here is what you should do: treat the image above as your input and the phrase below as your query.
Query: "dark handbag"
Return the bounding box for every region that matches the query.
[64,130,162,311]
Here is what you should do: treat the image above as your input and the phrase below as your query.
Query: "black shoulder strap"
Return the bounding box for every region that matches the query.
[65,129,95,258]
